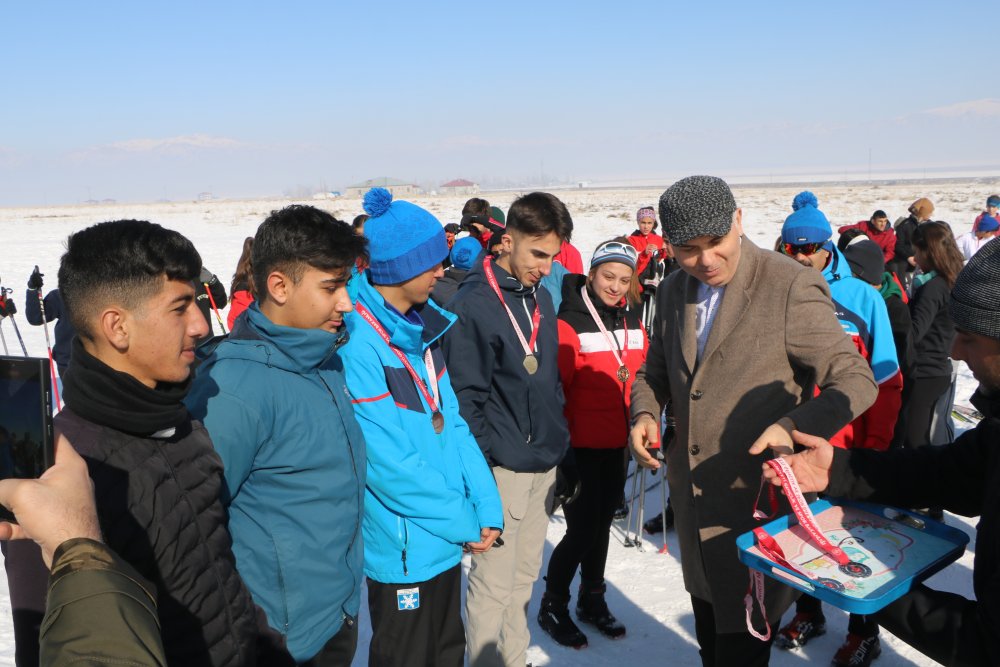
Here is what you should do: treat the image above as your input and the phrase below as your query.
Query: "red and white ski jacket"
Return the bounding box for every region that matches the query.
[556,274,648,449]
[627,229,666,278]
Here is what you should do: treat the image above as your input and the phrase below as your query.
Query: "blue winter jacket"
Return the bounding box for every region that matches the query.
[823,246,899,385]
[185,304,366,663]
[343,274,503,584]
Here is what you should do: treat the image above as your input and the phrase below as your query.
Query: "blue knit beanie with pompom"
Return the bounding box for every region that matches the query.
[781,191,833,245]
[362,188,449,284]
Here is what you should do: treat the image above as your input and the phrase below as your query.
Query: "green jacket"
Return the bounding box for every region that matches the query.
[41,538,166,667]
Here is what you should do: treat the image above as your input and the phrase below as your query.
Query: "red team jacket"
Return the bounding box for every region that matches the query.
[556,275,649,449]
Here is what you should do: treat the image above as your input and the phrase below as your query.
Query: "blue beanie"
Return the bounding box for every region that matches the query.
[980,215,1000,232]
[781,191,832,244]
[450,236,481,271]
[362,188,449,284]
[986,195,1000,208]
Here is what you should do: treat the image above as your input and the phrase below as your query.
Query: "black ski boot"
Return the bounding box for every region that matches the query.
[538,592,588,648]
[576,581,626,639]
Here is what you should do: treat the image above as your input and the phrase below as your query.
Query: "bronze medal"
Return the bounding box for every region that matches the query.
[431,411,444,434]
[523,354,538,375]
[617,365,630,383]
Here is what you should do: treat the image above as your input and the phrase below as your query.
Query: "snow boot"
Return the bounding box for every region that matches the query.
[576,581,626,639]
[643,502,675,534]
[537,592,588,649]
[776,611,827,649]
[832,632,881,667]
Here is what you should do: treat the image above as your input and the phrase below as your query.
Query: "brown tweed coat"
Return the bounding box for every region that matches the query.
[630,238,877,633]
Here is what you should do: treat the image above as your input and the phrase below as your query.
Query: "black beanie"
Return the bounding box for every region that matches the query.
[842,238,885,285]
[949,237,1000,339]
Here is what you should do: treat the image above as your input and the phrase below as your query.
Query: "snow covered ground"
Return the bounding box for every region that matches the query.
[0,179,993,665]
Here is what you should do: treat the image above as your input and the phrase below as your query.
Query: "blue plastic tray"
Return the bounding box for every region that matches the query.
[737,499,969,614]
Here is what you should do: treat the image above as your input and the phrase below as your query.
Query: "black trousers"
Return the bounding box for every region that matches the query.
[691,596,774,667]
[796,592,879,636]
[298,619,358,667]
[899,374,952,450]
[2,540,48,667]
[367,564,464,667]
[545,447,627,597]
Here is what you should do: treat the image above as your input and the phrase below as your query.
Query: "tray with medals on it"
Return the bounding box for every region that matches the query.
[737,459,970,616]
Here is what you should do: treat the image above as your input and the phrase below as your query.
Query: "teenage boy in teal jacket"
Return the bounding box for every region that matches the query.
[343,188,503,667]
[186,206,369,666]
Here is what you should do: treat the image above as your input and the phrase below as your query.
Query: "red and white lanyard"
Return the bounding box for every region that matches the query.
[355,302,442,428]
[745,457,851,641]
[579,285,629,379]
[482,255,541,356]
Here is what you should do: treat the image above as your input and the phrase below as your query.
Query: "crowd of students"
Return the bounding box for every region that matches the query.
[0,183,998,667]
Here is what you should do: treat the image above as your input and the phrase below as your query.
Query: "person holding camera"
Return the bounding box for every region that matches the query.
[0,433,167,666]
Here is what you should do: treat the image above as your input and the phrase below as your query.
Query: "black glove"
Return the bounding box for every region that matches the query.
[199,267,216,285]
[27,266,44,291]
[552,459,582,512]
[0,296,15,318]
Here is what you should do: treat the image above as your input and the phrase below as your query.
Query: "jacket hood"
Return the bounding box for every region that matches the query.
[349,272,456,354]
[209,303,347,374]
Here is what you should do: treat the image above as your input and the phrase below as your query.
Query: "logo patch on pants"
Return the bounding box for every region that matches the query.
[397,587,420,611]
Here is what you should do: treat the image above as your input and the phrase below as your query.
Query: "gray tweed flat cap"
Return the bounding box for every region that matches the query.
[949,236,1000,339]
[658,175,737,245]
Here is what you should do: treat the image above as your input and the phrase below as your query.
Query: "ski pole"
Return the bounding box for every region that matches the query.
[203,283,227,335]
[623,463,641,548]
[8,315,28,356]
[657,451,669,554]
[634,474,648,552]
[33,280,61,409]
[0,318,8,355]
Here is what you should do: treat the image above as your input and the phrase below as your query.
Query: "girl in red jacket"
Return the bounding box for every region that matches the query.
[538,238,648,649]
[227,236,255,330]
[627,206,666,278]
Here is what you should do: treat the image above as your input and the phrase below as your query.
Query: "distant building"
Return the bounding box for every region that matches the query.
[440,178,480,196]
[345,177,421,198]
[197,192,214,202]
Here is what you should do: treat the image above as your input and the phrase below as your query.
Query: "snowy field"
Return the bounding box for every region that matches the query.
[0,179,994,665]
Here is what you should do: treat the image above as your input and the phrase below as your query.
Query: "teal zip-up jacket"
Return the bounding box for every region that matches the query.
[185,303,366,663]
[343,274,503,583]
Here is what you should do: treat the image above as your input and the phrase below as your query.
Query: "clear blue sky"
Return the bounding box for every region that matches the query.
[1,1,996,205]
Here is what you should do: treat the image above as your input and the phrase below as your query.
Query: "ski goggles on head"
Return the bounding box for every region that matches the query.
[780,241,826,256]
[590,241,638,270]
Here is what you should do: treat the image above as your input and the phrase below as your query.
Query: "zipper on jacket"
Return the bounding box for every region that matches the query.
[398,516,410,576]
[523,294,536,445]
[316,372,364,619]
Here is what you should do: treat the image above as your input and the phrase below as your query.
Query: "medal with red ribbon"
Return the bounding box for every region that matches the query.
[744,456,857,640]
[355,302,444,434]
[579,285,630,383]
[482,255,542,375]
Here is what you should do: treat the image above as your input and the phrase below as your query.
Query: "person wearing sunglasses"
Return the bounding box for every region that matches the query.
[628,176,877,667]
[775,192,903,667]
[537,237,648,649]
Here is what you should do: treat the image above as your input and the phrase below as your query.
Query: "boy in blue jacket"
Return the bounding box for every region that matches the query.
[186,206,369,666]
[343,188,503,667]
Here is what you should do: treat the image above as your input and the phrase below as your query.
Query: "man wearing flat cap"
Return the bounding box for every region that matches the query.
[628,176,878,665]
